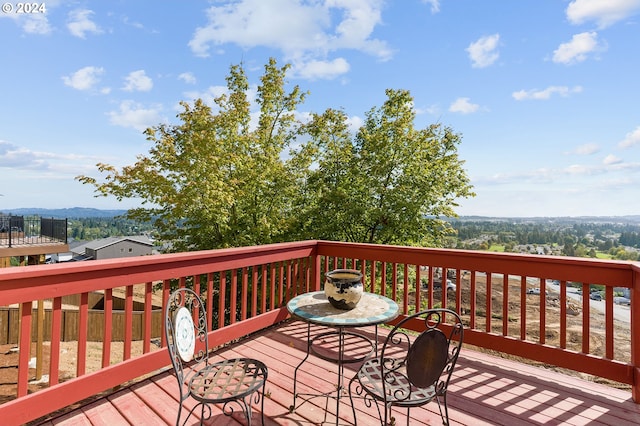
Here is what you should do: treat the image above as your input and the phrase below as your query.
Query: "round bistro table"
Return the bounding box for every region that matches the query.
[287,291,399,424]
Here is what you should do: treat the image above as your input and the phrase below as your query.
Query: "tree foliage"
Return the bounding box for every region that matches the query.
[77,59,474,251]
[296,89,474,245]
[78,59,307,251]
[68,217,154,240]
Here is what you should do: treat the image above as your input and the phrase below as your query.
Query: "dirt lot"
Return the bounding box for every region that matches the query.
[0,275,631,406]
[417,273,631,389]
[0,284,165,404]
[0,340,163,405]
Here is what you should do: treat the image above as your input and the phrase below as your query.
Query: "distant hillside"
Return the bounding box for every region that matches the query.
[451,215,640,224]
[2,208,640,224]
[1,207,129,219]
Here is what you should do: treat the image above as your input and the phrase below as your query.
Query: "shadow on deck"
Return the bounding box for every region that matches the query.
[34,320,640,426]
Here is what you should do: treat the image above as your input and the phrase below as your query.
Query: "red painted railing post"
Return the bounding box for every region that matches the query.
[312,247,321,292]
[631,263,640,403]
[17,301,32,397]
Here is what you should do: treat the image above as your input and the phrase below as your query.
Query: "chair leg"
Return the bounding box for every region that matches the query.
[347,376,359,426]
[201,403,205,425]
[436,395,450,426]
[348,377,385,426]
[175,404,182,426]
[244,399,253,426]
[259,383,266,425]
[222,399,252,426]
[385,403,393,426]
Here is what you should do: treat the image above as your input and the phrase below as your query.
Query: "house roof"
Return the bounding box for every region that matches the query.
[72,235,153,254]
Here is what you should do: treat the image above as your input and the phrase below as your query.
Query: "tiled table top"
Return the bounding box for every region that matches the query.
[287,291,399,327]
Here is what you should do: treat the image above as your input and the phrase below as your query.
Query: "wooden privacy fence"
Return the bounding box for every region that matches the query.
[0,307,163,344]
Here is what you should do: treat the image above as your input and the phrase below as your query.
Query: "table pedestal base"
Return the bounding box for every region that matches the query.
[289,323,378,425]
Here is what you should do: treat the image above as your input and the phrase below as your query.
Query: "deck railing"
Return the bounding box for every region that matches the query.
[316,241,640,392]
[0,240,638,424]
[0,215,67,247]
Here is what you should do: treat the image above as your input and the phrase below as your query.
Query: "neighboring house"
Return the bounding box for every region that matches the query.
[48,252,73,263]
[51,236,154,262]
[48,240,92,263]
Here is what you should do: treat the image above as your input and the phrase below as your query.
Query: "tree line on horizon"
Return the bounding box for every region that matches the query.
[451,220,640,261]
[64,215,640,262]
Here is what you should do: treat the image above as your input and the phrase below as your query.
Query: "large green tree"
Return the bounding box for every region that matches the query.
[77,59,307,251]
[78,60,474,251]
[296,89,474,246]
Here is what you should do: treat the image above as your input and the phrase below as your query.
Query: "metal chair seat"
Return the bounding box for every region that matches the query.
[355,358,437,406]
[188,357,268,404]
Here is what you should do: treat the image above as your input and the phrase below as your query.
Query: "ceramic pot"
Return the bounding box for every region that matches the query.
[324,269,364,310]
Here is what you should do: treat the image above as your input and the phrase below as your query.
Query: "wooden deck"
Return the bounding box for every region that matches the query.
[35,320,640,426]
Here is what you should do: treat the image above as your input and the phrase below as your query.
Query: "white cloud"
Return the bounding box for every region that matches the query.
[293,57,350,80]
[178,72,197,84]
[0,139,103,172]
[62,66,105,91]
[188,0,391,79]
[122,70,153,92]
[477,160,640,186]
[189,0,323,56]
[0,140,14,156]
[122,16,144,30]
[345,115,363,132]
[0,141,31,168]
[478,160,640,185]
[574,143,600,155]
[0,5,53,34]
[23,15,52,34]
[421,0,440,14]
[552,32,604,65]
[619,126,640,148]
[603,154,623,165]
[107,101,164,132]
[466,34,500,68]
[512,85,583,101]
[449,97,479,114]
[67,9,103,39]
[566,0,640,28]
[556,161,640,176]
[183,85,233,108]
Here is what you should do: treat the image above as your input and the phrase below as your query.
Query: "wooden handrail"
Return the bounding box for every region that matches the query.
[0,240,318,424]
[316,241,638,395]
[0,239,638,424]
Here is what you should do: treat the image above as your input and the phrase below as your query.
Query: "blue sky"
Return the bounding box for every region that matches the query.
[1,0,639,217]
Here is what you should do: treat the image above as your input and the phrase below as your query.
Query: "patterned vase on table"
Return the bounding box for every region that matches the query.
[324,269,364,310]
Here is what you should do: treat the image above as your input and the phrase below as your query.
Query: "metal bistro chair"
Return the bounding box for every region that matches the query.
[348,308,463,425]
[165,288,268,425]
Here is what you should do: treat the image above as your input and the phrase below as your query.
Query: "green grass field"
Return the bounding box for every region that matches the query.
[595,252,613,259]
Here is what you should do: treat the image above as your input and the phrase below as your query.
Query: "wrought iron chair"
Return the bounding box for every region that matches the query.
[348,308,463,425]
[165,288,268,426]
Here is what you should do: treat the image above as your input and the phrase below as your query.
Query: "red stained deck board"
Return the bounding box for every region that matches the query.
[79,399,128,426]
[48,414,93,426]
[130,377,181,425]
[223,339,348,425]
[107,388,167,425]
[233,324,453,426]
[457,350,640,425]
[31,320,640,426]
